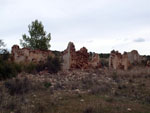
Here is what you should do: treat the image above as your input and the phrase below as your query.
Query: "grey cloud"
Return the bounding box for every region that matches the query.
[133,38,145,43]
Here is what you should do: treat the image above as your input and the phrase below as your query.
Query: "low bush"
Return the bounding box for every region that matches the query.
[24,62,37,73]
[0,54,62,80]
[83,107,94,113]
[36,56,62,74]
[101,58,109,67]
[0,50,22,80]
[0,60,18,80]
[0,49,10,61]
[18,56,62,74]
[4,78,31,95]
[44,81,52,88]
[45,56,62,73]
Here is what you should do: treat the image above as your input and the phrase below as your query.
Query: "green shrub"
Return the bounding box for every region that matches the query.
[46,56,61,73]
[83,107,94,113]
[13,63,22,73]
[4,78,31,95]
[0,49,10,61]
[36,56,62,74]
[99,53,110,58]
[101,58,109,67]
[44,82,52,88]
[0,60,17,80]
[0,49,22,80]
[0,54,61,78]
[24,62,37,73]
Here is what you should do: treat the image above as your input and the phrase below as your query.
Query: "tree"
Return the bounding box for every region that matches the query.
[20,20,51,50]
[0,39,9,60]
[0,39,5,48]
[0,39,6,53]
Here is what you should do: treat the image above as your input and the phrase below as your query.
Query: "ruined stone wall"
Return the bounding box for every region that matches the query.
[71,47,89,69]
[11,45,54,64]
[12,43,143,71]
[127,50,141,64]
[62,42,101,70]
[109,50,130,70]
[89,53,101,68]
[62,42,75,70]
[109,50,142,70]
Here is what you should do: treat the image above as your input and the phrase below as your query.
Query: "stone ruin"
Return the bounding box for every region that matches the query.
[109,50,142,70]
[89,53,101,68]
[62,42,101,70]
[11,42,101,70]
[109,50,130,70]
[127,50,141,64]
[11,42,143,71]
[11,45,54,64]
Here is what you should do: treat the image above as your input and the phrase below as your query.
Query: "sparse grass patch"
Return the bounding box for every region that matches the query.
[90,83,111,95]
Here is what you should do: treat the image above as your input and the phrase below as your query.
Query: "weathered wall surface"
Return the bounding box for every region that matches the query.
[11,43,101,70]
[62,42,75,70]
[11,43,143,71]
[127,50,141,64]
[62,42,101,70]
[11,45,54,64]
[109,50,142,70]
[109,50,130,70]
[89,53,101,68]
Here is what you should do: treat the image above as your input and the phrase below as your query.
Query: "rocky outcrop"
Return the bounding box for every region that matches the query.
[11,45,54,64]
[62,42,101,70]
[109,50,130,70]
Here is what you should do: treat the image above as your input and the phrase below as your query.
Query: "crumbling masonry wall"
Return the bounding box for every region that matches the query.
[109,50,130,70]
[11,45,54,64]
[62,42,101,70]
[109,50,142,70]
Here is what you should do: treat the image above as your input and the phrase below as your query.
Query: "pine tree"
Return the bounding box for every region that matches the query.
[20,20,51,50]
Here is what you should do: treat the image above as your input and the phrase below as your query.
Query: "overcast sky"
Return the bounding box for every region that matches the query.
[1,0,150,55]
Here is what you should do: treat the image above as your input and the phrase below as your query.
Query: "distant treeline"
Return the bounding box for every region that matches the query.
[142,55,150,60]
[99,53,110,58]
[89,52,110,59]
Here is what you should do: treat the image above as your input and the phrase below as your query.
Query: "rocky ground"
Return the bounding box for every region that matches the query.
[1,67,150,113]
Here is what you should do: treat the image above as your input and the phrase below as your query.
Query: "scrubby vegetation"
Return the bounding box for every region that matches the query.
[0,56,61,81]
[0,60,18,80]
[0,67,150,113]
[100,58,109,67]
[0,48,62,80]
[36,56,62,74]
[99,53,110,58]
[0,50,21,80]
[1,38,150,113]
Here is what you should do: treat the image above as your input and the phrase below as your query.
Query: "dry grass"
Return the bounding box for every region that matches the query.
[0,66,150,113]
